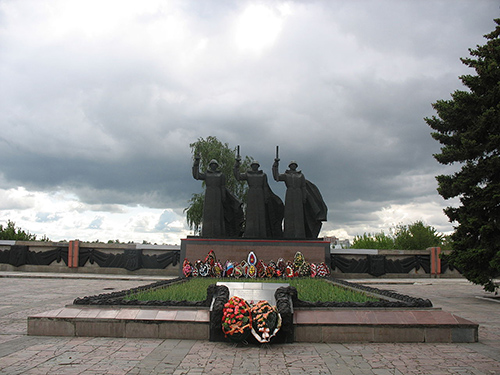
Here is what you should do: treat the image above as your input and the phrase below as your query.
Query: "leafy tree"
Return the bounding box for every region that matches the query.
[393,221,443,250]
[351,221,443,250]
[425,19,500,292]
[351,231,394,250]
[440,235,453,251]
[184,136,253,235]
[0,220,49,241]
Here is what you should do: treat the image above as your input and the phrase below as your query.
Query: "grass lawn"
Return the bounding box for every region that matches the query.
[125,278,380,303]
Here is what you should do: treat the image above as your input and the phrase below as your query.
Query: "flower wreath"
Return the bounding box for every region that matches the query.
[221,296,252,343]
[186,250,330,279]
[250,300,282,343]
[182,259,192,277]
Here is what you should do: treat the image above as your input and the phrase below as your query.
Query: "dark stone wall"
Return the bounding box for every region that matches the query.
[0,241,179,273]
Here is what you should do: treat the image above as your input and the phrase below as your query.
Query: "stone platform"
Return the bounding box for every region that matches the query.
[28,306,210,340]
[28,279,478,343]
[293,308,477,343]
[28,306,477,343]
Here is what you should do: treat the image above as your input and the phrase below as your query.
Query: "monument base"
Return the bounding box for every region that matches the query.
[180,237,330,276]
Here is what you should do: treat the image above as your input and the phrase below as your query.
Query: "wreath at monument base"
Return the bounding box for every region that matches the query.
[250,300,282,343]
[184,250,330,279]
[221,296,252,343]
[222,296,282,344]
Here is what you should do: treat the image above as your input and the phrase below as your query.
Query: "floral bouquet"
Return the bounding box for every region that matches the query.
[299,262,311,277]
[234,262,245,278]
[316,262,330,277]
[285,261,294,278]
[276,258,286,277]
[205,250,216,267]
[310,263,317,278]
[199,262,211,277]
[224,261,235,277]
[191,260,203,277]
[265,261,276,278]
[250,301,282,343]
[222,296,252,343]
[182,259,192,277]
[293,251,305,272]
[257,260,267,278]
[213,261,223,278]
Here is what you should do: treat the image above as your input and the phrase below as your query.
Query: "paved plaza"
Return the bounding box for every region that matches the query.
[0,273,499,374]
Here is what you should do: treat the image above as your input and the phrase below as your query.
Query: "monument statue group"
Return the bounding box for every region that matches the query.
[192,146,327,240]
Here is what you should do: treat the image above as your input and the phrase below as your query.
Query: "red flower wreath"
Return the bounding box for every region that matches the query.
[221,296,252,343]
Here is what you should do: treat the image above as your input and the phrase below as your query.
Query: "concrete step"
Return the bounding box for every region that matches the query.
[28,306,478,343]
[293,308,478,343]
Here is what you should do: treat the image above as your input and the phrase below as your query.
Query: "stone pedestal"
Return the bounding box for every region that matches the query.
[180,237,330,276]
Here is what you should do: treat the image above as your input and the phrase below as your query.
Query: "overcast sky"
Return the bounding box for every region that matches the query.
[0,1,498,245]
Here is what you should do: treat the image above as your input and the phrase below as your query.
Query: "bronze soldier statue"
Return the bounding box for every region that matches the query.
[272,148,327,239]
[234,146,283,238]
[192,154,243,238]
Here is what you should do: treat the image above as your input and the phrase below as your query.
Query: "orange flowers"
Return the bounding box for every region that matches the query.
[222,296,252,342]
[250,300,281,343]
[221,297,282,344]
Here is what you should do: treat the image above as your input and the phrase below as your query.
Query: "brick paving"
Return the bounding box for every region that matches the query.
[0,273,499,374]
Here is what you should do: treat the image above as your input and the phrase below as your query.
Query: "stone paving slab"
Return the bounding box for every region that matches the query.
[0,271,175,281]
[1,273,500,374]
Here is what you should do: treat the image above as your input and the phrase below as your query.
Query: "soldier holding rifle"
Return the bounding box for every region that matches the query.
[272,146,327,239]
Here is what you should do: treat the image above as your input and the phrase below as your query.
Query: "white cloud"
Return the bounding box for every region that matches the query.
[234,3,288,54]
[0,187,36,210]
[0,187,190,244]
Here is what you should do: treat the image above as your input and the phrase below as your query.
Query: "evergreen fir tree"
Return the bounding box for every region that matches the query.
[426,19,500,292]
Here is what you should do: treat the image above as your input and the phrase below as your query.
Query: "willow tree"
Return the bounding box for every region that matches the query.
[425,19,500,292]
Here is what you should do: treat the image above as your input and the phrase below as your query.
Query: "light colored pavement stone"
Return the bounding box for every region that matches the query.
[1,273,499,374]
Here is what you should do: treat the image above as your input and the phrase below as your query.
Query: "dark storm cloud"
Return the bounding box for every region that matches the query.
[0,0,498,240]
[0,150,191,209]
